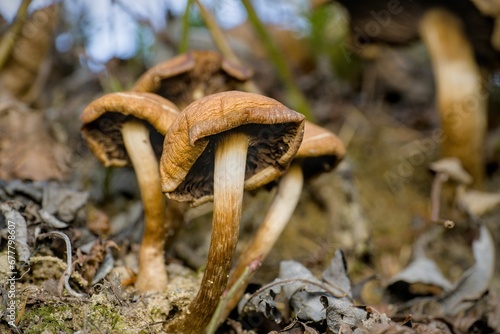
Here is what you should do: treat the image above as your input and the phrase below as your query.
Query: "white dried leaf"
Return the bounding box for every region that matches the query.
[439,225,495,315]
[0,201,31,265]
[457,189,500,217]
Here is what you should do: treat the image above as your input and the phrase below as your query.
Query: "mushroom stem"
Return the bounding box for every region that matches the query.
[419,8,487,186]
[121,120,168,291]
[166,132,249,333]
[220,163,303,323]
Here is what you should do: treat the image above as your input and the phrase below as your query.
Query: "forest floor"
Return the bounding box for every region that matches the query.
[0,20,500,333]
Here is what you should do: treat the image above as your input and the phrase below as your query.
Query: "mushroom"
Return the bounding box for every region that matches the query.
[80,91,180,292]
[132,50,253,109]
[333,0,500,185]
[160,90,305,333]
[220,120,345,322]
[428,157,472,227]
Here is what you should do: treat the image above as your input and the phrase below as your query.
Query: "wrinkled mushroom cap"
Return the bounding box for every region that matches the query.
[295,121,346,178]
[81,91,180,167]
[132,50,253,108]
[160,91,305,206]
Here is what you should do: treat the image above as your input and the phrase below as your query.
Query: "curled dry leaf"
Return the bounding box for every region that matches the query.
[91,247,115,285]
[240,253,362,329]
[75,239,119,289]
[322,249,353,299]
[38,209,68,229]
[0,180,88,228]
[0,179,44,202]
[0,201,31,265]
[41,182,88,223]
[387,228,452,301]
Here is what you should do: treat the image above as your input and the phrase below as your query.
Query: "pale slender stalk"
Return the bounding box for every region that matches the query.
[166,133,249,333]
[419,8,486,186]
[121,120,168,292]
[430,172,447,222]
[220,163,304,323]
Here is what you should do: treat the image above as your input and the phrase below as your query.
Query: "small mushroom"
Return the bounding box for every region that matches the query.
[160,90,305,333]
[80,91,180,292]
[429,157,473,185]
[429,157,472,226]
[132,50,253,109]
[221,121,345,321]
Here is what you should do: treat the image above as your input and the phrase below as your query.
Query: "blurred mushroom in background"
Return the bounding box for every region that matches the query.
[133,50,252,109]
[330,0,500,186]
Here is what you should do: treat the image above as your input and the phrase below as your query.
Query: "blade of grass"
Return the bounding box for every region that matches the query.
[240,0,314,120]
[179,0,195,53]
[194,0,262,94]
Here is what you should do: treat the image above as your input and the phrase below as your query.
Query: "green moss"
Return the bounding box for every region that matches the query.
[19,302,127,333]
[87,303,125,332]
[21,304,73,334]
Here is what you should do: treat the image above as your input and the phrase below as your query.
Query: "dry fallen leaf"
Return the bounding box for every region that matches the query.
[457,188,500,217]
[0,4,60,102]
[0,97,71,181]
[439,224,496,315]
[387,228,452,301]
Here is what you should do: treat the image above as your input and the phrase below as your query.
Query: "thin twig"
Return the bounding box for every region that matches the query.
[206,260,260,334]
[240,277,349,314]
[430,172,455,228]
[37,232,87,298]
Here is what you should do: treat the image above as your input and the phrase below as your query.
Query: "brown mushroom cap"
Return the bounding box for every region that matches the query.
[295,121,346,178]
[80,91,180,167]
[132,50,253,108]
[160,90,305,205]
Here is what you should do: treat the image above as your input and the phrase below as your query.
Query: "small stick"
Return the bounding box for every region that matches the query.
[430,172,455,228]
[206,260,260,334]
[38,231,86,298]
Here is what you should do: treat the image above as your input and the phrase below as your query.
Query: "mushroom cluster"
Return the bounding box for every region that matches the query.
[80,50,346,333]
